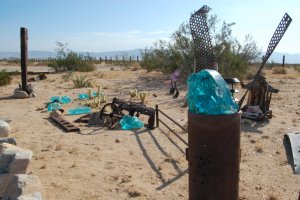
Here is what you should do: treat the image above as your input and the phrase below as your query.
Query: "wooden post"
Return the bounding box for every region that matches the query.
[20,27,28,92]
[282,55,285,67]
[105,56,107,63]
[129,56,132,63]
[136,55,139,62]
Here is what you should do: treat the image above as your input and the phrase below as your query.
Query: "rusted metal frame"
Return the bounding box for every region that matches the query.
[156,108,188,133]
[155,105,188,146]
[158,118,188,146]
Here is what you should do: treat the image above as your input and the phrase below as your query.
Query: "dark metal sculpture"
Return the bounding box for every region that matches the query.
[99,98,155,129]
[238,13,292,120]
[190,5,216,72]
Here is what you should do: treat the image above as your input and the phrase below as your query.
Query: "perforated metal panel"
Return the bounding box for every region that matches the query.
[264,13,292,62]
[189,5,216,72]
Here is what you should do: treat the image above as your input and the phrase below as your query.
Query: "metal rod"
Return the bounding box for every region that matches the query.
[158,119,188,146]
[155,105,159,127]
[158,109,188,133]
[20,27,28,92]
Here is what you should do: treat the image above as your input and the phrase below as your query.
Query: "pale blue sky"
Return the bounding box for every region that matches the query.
[0,0,299,53]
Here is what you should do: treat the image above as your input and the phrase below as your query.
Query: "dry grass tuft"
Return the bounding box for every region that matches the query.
[266,193,278,200]
[272,66,287,74]
[255,144,264,153]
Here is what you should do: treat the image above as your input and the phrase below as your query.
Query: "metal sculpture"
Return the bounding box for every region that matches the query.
[189,5,216,72]
[99,98,155,129]
[239,13,292,120]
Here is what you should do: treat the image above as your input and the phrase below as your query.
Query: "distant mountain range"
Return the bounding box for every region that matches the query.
[0,50,299,64]
[0,49,142,60]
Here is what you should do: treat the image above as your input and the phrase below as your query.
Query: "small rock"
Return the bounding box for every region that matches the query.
[0,117,11,123]
[0,138,16,145]
[13,88,28,99]
[152,93,157,97]
[115,139,121,143]
[0,120,11,137]
[30,93,37,98]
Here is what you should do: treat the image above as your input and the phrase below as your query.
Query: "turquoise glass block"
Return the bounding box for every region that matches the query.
[61,96,72,104]
[187,69,238,115]
[68,107,92,115]
[47,102,62,112]
[120,115,144,130]
[50,96,61,103]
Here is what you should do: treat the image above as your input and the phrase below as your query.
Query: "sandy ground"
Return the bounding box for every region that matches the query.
[0,65,299,200]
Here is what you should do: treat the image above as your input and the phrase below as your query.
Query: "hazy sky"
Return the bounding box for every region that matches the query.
[0,0,299,53]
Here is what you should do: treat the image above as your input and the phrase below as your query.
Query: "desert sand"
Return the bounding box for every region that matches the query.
[0,64,299,199]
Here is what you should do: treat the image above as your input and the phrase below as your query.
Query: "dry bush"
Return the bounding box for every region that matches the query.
[246,65,266,80]
[266,193,278,200]
[0,70,12,86]
[272,66,287,74]
[131,62,140,71]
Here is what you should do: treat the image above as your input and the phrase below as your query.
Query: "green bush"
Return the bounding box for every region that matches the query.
[140,16,260,80]
[0,70,12,86]
[48,42,95,72]
[72,75,92,88]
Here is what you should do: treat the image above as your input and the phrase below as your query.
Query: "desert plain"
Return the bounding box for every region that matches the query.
[0,63,300,199]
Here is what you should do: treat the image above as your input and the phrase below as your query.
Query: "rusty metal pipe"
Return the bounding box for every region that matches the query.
[188,112,240,200]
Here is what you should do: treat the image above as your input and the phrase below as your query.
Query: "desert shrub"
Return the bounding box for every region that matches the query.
[72,75,92,88]
[140,16,260,80]
[293,65,300,72]
[0,70,12,86]
[61,71,75,81]
[272,66,287,74]
[48,42,95,72]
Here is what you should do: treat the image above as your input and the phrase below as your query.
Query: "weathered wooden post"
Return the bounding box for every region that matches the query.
[136,55,139,62]
[282,55,285,67]
[20,27,28,92]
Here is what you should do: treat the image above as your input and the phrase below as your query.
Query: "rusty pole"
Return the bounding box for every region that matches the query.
[188,112,240,200]
[20,27,28,92]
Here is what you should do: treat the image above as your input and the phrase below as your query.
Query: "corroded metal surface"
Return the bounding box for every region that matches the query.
[190,5,216,72]
[188,112,240,200]
[285,132,300,174]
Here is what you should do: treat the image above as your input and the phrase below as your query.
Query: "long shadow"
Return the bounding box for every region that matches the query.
[133,128,187,190]
[77,126,107,135]
[147,129,182,174]
[159,128,185,155]
[241,119,270,134]
[156,169,188,190]
[133,129,166,184]
[0,96,15,101]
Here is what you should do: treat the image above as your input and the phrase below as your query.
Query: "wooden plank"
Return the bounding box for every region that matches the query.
[50,114,80,132]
